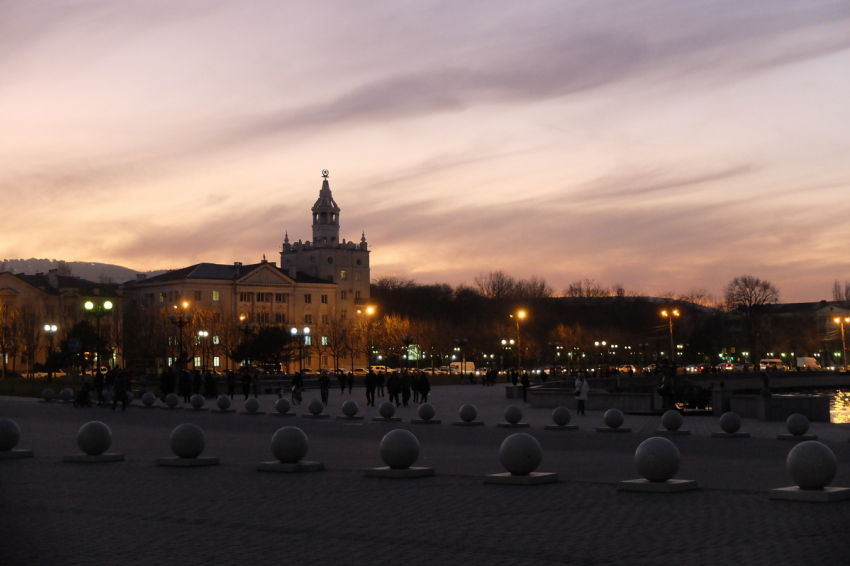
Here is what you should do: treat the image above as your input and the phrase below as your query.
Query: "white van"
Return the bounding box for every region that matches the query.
[796,357,822,370]
[759,359,784,371]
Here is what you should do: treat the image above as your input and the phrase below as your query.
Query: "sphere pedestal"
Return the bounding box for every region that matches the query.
[0,449,33,459]
[770,441,850,502]
[63,421,124,463]
[258,461,325,472]
[366,429,434,478]
[485,433,557,485]
[619,437,696,493]
[372,416,402,422]
[711,431,750,438]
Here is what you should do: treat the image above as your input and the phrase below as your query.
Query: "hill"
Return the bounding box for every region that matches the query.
[0,258,166,284]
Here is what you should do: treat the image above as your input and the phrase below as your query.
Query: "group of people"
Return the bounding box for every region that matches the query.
[90,368,135,411]
[364,369,430,407]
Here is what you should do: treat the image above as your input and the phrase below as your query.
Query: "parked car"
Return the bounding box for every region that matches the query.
[618,365,638,374]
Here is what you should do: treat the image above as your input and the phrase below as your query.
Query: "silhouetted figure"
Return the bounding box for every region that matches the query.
[347,371,354,393]
[377,372,385,397]
[338,371,346,394]
[112,371,128,411]
[319,371,330,405]
[179,370,192,402]
[419,374,431,404]
[240,372,251,400]
[93,371,105,405]
[387,373,401,406]
[574,374,588,415]
[192,370,202,395]
[520,372,530,402]
[400,370,411,407]
[226,370,236,399]
[365,370,377,406]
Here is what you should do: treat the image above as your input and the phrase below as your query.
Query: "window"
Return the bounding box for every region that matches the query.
[355,291,361,300]
[240,292,254,302]
[194,291,202,301]
[321,315,329,324]
[355,271,362,281]
[322,355,329,365]
[275,313,286,324]
[321,336,328,346]
[194,336,201,345]
[213,356,220,367]
[213,335,220,345]
[321,294,328,304]
[194,356,202,367]
[327,275,334,282]
[212,290,220,302]
[168,357,174,366]
[304,337,312,346]
[257,293,270,302]
[304,314,313,324]
[340,270,348,281]
[341,290,347,300]
[341,310,347,319]
[168,336,176,346]
[257,312,269,323]
[275,293,289,303]
[304,294,312,304]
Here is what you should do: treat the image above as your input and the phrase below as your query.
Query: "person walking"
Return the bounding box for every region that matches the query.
[204,371,216,399]
[574,373,588,416]
[179,370,192,403]
[160,367,175,400]
[319,371,330,405]
[240,371,251,400]
[400,370,412,407]
[520,371,530,402]
[419,373,431,404]
[387,372,401,406]
[93,371,105,405]
[346,371,354,393]
[364,370,377,406]
[104,369,115,399]
[112,371,128,411]
[226,370,236,399]
[251,370,261,398]
[337,371,346,394]
[290,372,303,405]
[411,372,420,403]
[192,370,202,395]
[377,371,386,397]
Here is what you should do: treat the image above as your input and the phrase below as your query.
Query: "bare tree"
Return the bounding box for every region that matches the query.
[724,275,780,364]
[17,300,44,379]
[565,279,610,298]
[514,276,554,299]
[474,270,516,299]
[0,303,21,379]
[832,280,850,301]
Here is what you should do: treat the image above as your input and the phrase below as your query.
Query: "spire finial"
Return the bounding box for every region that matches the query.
[322,169,329,179]
[361,231,366,243]
[284,232,289,244]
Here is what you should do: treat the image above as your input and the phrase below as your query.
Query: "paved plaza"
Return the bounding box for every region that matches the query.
[2,384,850,566]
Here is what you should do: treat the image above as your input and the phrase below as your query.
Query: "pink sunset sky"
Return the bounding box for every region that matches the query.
[2,0,849,302]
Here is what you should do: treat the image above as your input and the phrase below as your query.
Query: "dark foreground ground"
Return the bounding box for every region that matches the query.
[2,386,850,566]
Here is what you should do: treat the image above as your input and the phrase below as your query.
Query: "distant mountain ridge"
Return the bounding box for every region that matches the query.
[0,258,167,284]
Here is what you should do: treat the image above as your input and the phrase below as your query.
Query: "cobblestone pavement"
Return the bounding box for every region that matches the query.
[2,386,850,566]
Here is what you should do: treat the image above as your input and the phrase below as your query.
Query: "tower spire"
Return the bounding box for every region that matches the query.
[312,169,340,246]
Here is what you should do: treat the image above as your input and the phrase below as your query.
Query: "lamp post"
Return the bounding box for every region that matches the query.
[500,339,514,373]
[454,338,468,377]
[356,305,376,368]
[168,302,193,372]
[661,309,680,367]
[43,324,57,382]
[84,299,113,374]
[290,326,311,374]
[236,318,258,368]
[509,310,526,373]
[834,317,849,371]
[197,330,209,370]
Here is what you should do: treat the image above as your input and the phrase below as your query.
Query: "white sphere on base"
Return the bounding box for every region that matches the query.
[787,441,837,490]
[504,405,523,424]
[719,411,741,433]
[42,388,54,401]
[418,403,436,421]
[380,429,420,469]
[342,400,359,417]
[379,402,396,418]
[77,421,112,456]
[170,423,205,459]
[459,404,478,423]
[786,413,810,436]
[244,397,260,413]
[275,398,291,413]
[552,406,571,426]
[308,398,324,415]
[635,437,680,482]
[271,426,309,463]
[61,388,74,402]
[142,392,156,406]
[190,394,205,409]
[216,395,231,410]
[165,393,179,408]
[499,433,542,476]
[0,418,21,451]
[661,410,683,431]
[604,409,624,429]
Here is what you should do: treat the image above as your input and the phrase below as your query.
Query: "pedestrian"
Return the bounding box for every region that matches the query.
[192,370,202,395]
[105,369,115,398]
[521,371,530,402]
[226,370,236,399]
[112,371,128,411]
[400,370,411,407]
[204,371,216,399]
[240,371,251,400]
[411,372,420,403]
[365,369,377,406]
[387,372,401,406]
[574,373,588,415]
[291,372,303,405]
[160,367,175,399]
[179,370,192,402]
[346,371,354,393]
[319,371,330,405]
[419,373,431,404]
[251,370,261,398]
[377,371,385,397]
[93,370,105,405]
[337,371,346,394]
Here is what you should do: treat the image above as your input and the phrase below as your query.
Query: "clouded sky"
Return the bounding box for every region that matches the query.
[2,0,849,301]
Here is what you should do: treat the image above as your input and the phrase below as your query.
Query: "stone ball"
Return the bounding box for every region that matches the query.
[308,398,324,415]
[271,426,309,463]
[342,400,359,417]
[379,429,420,469]
[504,405,523,424]
[0,418,21,451]
[125,392,134,404]
[786,413,810,436]
[787,441,837,490]
[459,404,478,423]
[552,406,571,426]
[61,388,74,402]
[661,410,683,431]
[101,390,112,403]
[604,408,624,429]
[418,403,436,421]
[244,397,260,413]
[719,411,742,433]
[165,393,179,408]
[42,388,54,401]
[635,437,680,482]
[275,397,291,414]
[170,423,206,459]
[142,392,156,406]
[499,433,542,476]
[190,394,205,409]
[216,395,231,410]
[379,401,396,418]
[77,421,112,456]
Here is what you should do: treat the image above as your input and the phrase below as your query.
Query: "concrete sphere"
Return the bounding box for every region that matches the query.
[101,390,112,403]
[275,397,291,414]
[552,406,571,426]
[719,411,742,433]
[61,388,74,402]
[142,392,156,406]
[308,398,324,415]
[190,394,205,409]
[661,410,683,431]
[786,413,810,436]
[216,395,231,410]
[42,388,54,401]
[499,433,542,476]
[459,404,478,423]
[77,421,112,456]
[165,393,179,408]
[787,441,837,490]
[125,392,134,404]
[271,426,308,463]
[342,400,359,417]
[379,401,396,418]
[418,403,436,421]
[0,418,21,451]
[504,405,523,424]
[604,408,624,429]
[379,429,420,469]
[244,397,260,413]
[170,423,205,459]
[635,437,680,482]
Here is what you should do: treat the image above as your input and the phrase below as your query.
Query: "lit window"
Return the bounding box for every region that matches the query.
[213,356,220,367]
[159,293,166,303]
[355,291,361,300]
[321,336,328,346]
[212,291,220,301]
[194,357,202,367]
[213,335,220,345]
[305,336,312,346]
[340,270,347,280]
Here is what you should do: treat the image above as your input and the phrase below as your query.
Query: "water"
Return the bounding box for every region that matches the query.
[787,389,850,424]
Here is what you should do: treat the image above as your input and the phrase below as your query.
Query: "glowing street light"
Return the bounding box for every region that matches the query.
[84,299,114,374]
[510,310,527,372]
[834,316,850,370]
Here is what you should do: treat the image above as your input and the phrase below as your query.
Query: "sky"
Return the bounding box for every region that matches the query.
[2,0,850,302]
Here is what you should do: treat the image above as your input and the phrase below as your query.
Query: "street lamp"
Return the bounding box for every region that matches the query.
[509,310,526,372]
[168,302,193,372]
[660,309,680,366]
[43,324,57,382]
[197,330,209,370]
[834,317,849,370]
[454,338,468,376]
[356,305,377,367]
[84,299,113,374]
[290,326,311,374]
[500,339,515,373]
